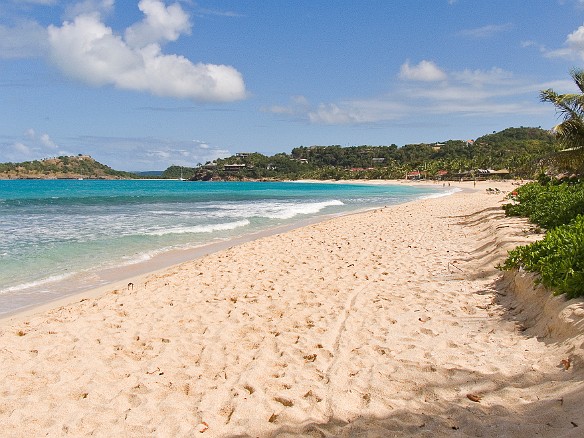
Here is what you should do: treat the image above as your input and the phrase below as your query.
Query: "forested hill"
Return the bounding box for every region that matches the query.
[0,155,136,179]
[182,126,560,181]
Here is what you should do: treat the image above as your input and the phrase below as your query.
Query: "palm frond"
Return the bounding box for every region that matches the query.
[541,91,584,121]
[570,68,584,94]
[541,70,584,175]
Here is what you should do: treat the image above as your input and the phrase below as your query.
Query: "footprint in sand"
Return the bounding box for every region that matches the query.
[420,328,438,337]
[274,396,294,407]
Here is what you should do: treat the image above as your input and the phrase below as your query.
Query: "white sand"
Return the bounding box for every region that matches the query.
[1,180,583,437]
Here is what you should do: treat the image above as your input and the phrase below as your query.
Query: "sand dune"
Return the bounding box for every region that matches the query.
[1,181,583,437]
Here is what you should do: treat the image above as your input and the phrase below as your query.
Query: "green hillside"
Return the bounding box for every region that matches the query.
[186,127,560,181]
[0,155,137,179]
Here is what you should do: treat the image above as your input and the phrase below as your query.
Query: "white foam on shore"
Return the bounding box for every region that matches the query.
[0,272,75,295]
[260,200,345,219]
[419,187,462,199]
[204,199,346,220]
[149,219,251,236]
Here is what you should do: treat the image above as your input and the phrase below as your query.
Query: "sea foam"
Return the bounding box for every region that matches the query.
[0,272,75,295]
[259,200,345,219]
[149,219,251,236]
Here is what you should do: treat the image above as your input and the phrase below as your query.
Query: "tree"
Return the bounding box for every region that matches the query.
[540,68,584,174]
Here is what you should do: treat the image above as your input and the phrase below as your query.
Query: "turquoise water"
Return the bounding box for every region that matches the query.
[0,179,450,315]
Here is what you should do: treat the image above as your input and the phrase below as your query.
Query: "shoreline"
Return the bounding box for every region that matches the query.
[0,210,369,324]
[0,179,454,321]
[0,177,507,324]
[4,179,580,437]
[0,179,494,323]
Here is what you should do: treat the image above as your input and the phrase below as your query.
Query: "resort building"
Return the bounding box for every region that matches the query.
[223,164,247,172]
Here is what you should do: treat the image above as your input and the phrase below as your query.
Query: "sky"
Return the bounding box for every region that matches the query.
[2,1,584,171]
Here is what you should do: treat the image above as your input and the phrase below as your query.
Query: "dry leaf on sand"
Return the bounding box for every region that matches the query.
[467,393,482,402]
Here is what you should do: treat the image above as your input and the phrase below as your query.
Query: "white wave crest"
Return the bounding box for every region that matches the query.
[149,219,250,236]
[419,187,462,200]
[0,272,75,295]
[260,200,345,219]
[120,250,160,264]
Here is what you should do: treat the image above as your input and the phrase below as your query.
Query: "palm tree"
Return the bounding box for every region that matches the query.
[540,68,584,174]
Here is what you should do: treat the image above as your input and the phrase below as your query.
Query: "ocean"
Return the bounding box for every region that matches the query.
[0,179,451,316]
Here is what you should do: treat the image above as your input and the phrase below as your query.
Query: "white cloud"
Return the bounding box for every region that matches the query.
[0,130,67,163]
[270,63,553,126]
[545,24,584,60]
[562,24,584,55]
[64,0,114,20]
[125,0,191,48]
[47,4,246,102]
[25,130,62,151]
[393,67,551,117]
[13,142,31,155]
[452,67,514,86]
[521,40,540,50]
[399,60,447,82]
[0,20,48,58]
[296,65,524,125]
[48,14,141,87]
[309,104,363,124]
[40,133,58,149]
[0,142,32,164]
[267,105,296,115]
[308,100,405,125]
[263,95,310,116]
[291,95,309,106]
[147,150,171,159]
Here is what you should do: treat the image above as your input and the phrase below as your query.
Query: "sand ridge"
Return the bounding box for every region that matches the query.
[1,181,583,437]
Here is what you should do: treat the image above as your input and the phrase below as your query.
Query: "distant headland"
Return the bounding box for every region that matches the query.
[0,154,136,180]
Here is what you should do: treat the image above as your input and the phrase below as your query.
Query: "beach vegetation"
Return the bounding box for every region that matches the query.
[501,69,584,298]
[501,179,584,298]
[501,214,584,298]
[503,180,584,229]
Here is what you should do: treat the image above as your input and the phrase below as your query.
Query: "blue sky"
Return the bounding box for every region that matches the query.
[2,0,584,171]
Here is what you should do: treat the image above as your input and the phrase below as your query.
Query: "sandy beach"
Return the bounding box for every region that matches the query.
[1,180,583,437]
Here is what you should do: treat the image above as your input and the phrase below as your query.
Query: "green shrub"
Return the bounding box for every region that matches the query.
[504,181,584,229]
[503,182,544,218]
[500,215,584,298]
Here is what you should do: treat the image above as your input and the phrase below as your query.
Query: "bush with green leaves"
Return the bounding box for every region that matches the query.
[500,215,584,298]
[504,181,584,229]
[503,182,544,218]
